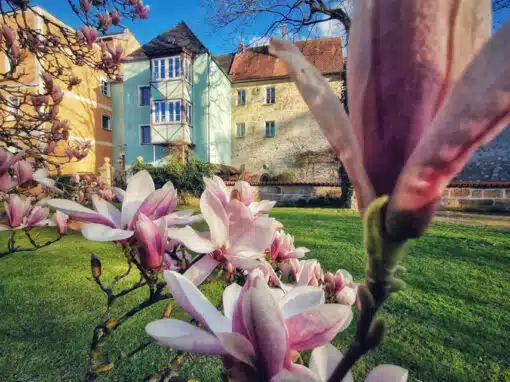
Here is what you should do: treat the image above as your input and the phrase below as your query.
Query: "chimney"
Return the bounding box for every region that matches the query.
[237,35,245,53]
[280,24,288,40]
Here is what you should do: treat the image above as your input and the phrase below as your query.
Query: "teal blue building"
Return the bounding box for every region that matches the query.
[112,22,232,168]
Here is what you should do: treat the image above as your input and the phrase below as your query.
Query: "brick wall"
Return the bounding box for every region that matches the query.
[441,186,510,212]
[231,75,342,182]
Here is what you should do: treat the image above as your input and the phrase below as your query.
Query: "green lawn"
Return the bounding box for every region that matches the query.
[0,208,509,381]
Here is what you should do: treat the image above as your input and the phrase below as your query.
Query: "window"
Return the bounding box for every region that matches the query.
[237,89,246,105]
[265,121,275,137]
[152,56,184,80]
[140,125,151,144]
[183,59,192,82]
[139,86,150,106]
[102,115,112,131]
[236,123,246,137]
[153,60,159,80]
[168,58,174,78]
[100,79,110,97]
[175,57,181,77]
[153,100,167,123]
[266,87,275,104]
[168,100,181,121]
[186,103,193,125]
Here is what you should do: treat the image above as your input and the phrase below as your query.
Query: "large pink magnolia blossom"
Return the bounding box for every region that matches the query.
[273,344,408,381]
[270,1,509,239]
[146,270,353,380]
[47,170,198,242]
[135,213,166,269]
[168,189,277,285]
[0,196,52,231]
[268,230,309,262]
[205,176,276,216]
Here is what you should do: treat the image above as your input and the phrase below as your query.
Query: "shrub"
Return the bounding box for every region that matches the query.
[277,172,295,183]
[129,157,213,198]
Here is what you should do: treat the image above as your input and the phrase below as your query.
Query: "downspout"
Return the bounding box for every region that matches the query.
[207,54,211,163]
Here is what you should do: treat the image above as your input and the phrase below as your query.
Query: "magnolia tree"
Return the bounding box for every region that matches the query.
[27,0,510,381]
[0,0,148,171]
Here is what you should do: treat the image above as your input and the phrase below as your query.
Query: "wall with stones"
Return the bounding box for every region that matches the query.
[441,187,510,212]
[231,75,342,182]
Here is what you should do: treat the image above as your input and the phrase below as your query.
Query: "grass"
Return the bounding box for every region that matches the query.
[0,208,509,381]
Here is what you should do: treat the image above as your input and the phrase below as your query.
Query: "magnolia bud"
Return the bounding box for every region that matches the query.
[163,303,172,318]
[366,317,386,350]
[91,252,102,279]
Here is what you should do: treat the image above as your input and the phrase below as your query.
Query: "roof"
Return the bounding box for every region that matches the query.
[136,21,206,58]
[229,38,343,81]
[214,53,235,74]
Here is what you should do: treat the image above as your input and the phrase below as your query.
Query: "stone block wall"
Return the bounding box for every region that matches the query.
[440,186,510,212]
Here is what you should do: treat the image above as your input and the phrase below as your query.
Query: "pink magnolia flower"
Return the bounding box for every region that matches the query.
[32,168,60,192]
[135,213,166,269]
[51,86,64,103]
[270,1,509,239]
[269,230,309,262]
[98,11,112,30]
[273,344,408,381]
[111,11,121,26]
[281,259,323,287]
[204,175,276,216]
[1,24,14,47]
[136,3,149,19]
[324,270,357,306]
[54,211,68,234]
[80,26,98,48]
[167,189,276,285]
[146,270,353,380]
[47,170,197,242]
[3,195,32,228]
[46,141,56,154]
[79,0,91,13]
[12,160,33,185]
[25,205,50,229]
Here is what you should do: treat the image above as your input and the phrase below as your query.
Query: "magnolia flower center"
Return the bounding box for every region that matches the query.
[211,247,227,262]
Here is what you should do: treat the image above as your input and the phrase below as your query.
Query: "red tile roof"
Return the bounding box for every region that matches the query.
[229,38,343,81]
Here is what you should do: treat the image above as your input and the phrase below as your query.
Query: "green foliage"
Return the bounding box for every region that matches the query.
[277,171,295,183]
[129,157,213,197]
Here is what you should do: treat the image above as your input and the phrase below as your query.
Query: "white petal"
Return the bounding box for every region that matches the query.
[167,226,215,254]
[200,190,229,247]
[112,187,125,202]
[216,332,256,368]
[164,271,231,334]
[46,199,115,227]
[280,286,325,319]
[365,365,408,382]
[309,344,353,382]
[146,319,225,354]
[0,224,11,231]
[336,287,357,306]
[183,255,220,286]
[223,283,242,320]
[81,223,133,242]
[92,195,121,227]
[121,170,155,228]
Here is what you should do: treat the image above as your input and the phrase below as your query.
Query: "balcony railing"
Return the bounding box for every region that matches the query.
[149,123,191,145]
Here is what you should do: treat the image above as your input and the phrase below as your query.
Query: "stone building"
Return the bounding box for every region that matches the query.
[216,39,343,182]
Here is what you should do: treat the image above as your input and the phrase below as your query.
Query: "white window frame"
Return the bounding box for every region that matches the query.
[266,87,275,104]
[265,121,275,137]
[152,100,167,124]
[237,89,246,105]
[140,125,151,145]
[151,56,183,81]
[138,85,151,107]
[186,102,193,125]
[168,100,182,122]
[236,123,246,138]
[100,78,110,97]
[102,114,112,131]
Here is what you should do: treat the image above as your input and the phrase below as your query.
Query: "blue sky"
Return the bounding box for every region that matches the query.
[32,1,510,55]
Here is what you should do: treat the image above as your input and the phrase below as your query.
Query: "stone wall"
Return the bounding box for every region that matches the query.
[441,185,510,212]
[231,75,342,183]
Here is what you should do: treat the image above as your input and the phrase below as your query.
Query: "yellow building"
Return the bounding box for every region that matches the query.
[0,6,141,175]
[216,38,344,182]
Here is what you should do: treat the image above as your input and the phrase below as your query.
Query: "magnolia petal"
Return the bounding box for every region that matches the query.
[229,215,276,256]
[309,344,353,382]
[112,187,125,202]
[121,170,155,228]
[216,332,257,368]
[223,283,242,320]
[164,271,231,334]
[92,195,121,228]
[286,304,353,351]
[226,255,262,271]
[388,13,510,239]
[279,286,325,319]
[46,199,116,227]
[269,38,374,210]
[167,226,215,254]
[365,365,409,382]
[242,280,288,378]
[183,255,220,286]
[146,319,225,354]
[0,223,11,231]
[33,168,60,192]
[81,223,133,242]
[201,190,229,247]
[337,287,357,306]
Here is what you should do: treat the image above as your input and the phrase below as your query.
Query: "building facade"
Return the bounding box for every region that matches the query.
[217,39,344,182]
[112,22,231,168]
[0,7,141,175]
